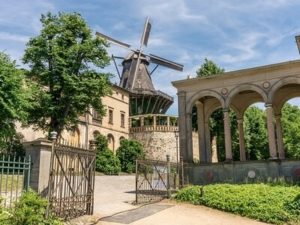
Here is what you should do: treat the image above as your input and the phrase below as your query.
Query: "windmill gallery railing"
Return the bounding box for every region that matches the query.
[47,139,96,220]
[135,156,183,204]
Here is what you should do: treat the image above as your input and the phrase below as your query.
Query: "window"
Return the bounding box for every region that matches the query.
[92,109,102,124]
[121,112,125,128]
[109,108,113,124]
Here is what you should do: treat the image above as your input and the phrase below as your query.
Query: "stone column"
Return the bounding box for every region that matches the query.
[141,116,145,126]
[265,104,277,159]
[23,139,52,196]
[204,119,212,162]
[196,102,206,163]
[153,115,157,129]
[177,91,188,161]
[275,114,285,159]
[223,108,232,161]
[167,116,170,127]
[237,118,246,161]
[186,112,194,162]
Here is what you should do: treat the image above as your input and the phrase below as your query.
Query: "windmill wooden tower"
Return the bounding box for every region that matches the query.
[96,18,183,116]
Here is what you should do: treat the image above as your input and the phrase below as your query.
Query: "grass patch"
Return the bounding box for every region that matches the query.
[175,184,300,224]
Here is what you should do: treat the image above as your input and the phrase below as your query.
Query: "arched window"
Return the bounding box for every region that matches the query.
[93,130,100,139]
[107,134,115,152]
[119,136,125,145]
[69,128,80,146]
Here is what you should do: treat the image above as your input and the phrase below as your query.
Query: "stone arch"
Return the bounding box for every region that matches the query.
[225,84,267,108]
[107,133,115,152]
[268,76,300,103]
[69,128,80,146]
[119,136,125,145]
[187,90,225,114]
[93,130,100,139]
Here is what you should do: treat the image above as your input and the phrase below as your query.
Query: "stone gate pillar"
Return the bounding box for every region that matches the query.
[23,139,52,196]
[223,108,233,161]
[265,104,278,159]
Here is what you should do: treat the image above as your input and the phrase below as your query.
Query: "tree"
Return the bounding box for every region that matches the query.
[95,134,120,175]
[116,139,144,173]
[0,52,30,153]
[23,12,111,137]
[244,106,268,160]
[282,103,300,159]
[196,58,224,77]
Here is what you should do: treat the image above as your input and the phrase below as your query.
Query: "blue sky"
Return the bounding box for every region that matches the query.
[1,0,300,115]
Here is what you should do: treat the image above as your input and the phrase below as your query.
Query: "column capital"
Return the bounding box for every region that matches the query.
[222,108,230,113]
[274,114,282,119]
[177,91,186,97]
[237,118,244,124]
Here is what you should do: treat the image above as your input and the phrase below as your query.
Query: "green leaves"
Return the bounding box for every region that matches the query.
[116,139,145,173]
[176,184,300,224]
[23,12,111,135]
[196,58,224,77]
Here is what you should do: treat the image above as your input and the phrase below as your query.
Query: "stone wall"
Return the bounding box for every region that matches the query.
[130,131,199,163]
[184,160,300,185]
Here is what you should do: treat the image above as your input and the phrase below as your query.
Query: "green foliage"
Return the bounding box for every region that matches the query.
[0,52,31,152]
[116,139,144,173]
[244,106,269,160]
[282,103,300,159]
[23,12,111,136]
[196,58,224,77]
[176,184,300,224]
[0,189,62,225]
[95,134,121,175]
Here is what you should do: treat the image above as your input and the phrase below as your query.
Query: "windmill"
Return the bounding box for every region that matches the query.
[96,18,183,116]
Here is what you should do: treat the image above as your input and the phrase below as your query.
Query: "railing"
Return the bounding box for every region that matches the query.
[0,155,31,207]
[130,125,179,133]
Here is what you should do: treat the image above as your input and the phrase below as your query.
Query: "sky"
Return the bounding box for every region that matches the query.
[1,0,300,115]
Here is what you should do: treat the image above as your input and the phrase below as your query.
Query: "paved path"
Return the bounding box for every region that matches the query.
[93,175,137,217]
[70,175,269,225]
[97,201,268,225]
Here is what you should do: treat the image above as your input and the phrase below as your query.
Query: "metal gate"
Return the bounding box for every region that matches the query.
[135,156,183,204]
[0,155,31,207]
[47,141,96,220]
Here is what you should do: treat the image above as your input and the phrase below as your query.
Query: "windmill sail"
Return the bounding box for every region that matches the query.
[141,18,151,47]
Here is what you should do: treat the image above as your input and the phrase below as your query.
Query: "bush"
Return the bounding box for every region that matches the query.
[116,139,144,173]
[95,134,121,175]
[96,149,121,175]
[0,189,62,225]
[175,184,300,224]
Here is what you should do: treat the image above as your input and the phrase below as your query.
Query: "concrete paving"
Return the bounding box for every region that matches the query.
[69,175,269,225]
[93,175,137,217]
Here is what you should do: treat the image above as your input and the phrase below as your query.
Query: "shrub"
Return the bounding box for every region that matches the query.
[0,189,62,225]
[95,134,121,175]
[116,139,144,173]
[96,148,121,175]
[175,184,300,224]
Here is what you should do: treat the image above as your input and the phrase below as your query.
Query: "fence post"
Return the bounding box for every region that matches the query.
[135,159,138,204]
[46,131,57,218]
[166,155,171,199]
[179,156,184,188]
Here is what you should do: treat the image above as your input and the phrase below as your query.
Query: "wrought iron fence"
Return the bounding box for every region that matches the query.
[0,155,31,207]
[135,156,183,204]
[47,141,96,220]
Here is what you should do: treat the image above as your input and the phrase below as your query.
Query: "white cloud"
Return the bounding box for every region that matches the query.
[0,32,29,43]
